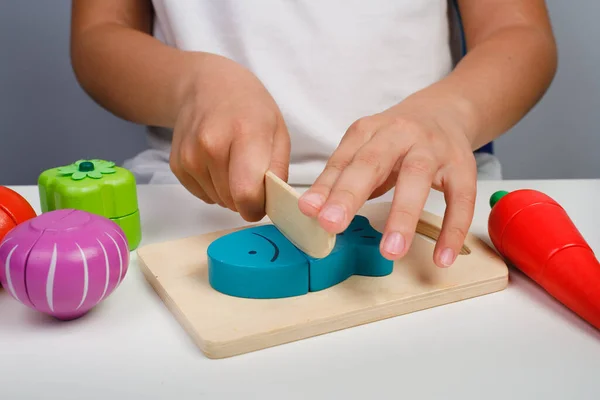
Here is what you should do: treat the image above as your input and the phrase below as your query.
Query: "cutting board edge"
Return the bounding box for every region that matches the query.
[138,250,508,359]
[212,274,506,359]
[137,254,212,351]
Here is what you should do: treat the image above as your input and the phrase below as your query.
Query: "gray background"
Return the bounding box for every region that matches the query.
[1,0,597,185]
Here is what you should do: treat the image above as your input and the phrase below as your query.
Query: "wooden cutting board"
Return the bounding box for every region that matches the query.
[137,201,508,359]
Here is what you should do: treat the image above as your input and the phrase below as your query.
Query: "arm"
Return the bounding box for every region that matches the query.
[70,0,198,128]
[71,0,291,221]
[442,0,558,149]
[298,0,557,268]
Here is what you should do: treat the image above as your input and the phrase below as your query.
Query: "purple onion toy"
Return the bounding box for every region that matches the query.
[0,209,129,320]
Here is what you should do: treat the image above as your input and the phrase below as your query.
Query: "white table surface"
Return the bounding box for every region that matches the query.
[2,180,600,399]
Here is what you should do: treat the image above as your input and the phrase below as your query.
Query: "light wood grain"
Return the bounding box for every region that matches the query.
[264,170,335,258]
[137,201,508,359]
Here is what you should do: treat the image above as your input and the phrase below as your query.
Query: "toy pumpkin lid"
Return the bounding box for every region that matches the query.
[38,159,139,219]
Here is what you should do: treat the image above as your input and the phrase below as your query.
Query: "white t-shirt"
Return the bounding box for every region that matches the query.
[123,0,502,185]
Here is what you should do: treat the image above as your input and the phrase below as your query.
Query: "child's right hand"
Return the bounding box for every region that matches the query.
[169,54,291,222]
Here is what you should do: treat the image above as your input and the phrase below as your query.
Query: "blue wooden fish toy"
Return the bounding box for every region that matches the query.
[207,215,393,299]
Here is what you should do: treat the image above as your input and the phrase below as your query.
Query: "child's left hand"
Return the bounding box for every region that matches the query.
[298,89,478,268]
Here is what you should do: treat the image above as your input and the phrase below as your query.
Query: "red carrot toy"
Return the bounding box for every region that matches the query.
[488,189,600,330]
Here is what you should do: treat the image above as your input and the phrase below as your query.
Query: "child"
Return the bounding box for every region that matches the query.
[70,0,557,268]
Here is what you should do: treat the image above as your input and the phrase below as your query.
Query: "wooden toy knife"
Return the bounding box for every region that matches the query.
[265,170,335,258]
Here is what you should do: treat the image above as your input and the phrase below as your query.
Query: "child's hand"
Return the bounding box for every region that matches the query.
[298,91,478,268]
[170,55,290,222]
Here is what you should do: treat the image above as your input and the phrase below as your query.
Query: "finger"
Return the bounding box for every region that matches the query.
[434,165,477,268]
[268,119,291,182]
[380,149,438,260]
[369,141,408,200]
[369,173,398,200]
[176,168,216,205]
[169,128,216,205]
[229,127,274,222]
[170,152,215,205]
[200,127,237,211]
[209,159,237,211]
[180,140,223,206]
[298,117,376,217]
[316,129,405,233]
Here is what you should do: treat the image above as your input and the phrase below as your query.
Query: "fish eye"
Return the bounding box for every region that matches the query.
[248,250,257,255]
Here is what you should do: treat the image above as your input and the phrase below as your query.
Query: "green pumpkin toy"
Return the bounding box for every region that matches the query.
[37,159,141,250]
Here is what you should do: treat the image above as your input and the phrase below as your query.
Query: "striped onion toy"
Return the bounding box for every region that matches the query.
[0,209,129,320]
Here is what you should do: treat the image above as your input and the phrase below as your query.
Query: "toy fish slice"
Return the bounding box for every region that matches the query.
[264,170,335,259]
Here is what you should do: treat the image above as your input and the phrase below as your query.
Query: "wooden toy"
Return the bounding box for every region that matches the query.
[208,215,392,299]
[0,209,130,320]
[265,170,335,258]
[137,201,508,359]
[488,189,600,330]
[38,159,141,250]
[0,186,37,243]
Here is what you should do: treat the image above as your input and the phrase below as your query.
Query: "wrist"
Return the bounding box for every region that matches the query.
[445,89,481,149]
[174,52,250,118]
[426,80,482,150]
[171,52,211,121]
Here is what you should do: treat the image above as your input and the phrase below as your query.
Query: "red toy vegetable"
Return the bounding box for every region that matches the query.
[0,186,37,243]
[488,189,600,330]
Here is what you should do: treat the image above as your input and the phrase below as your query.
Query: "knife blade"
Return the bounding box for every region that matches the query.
[264,170,335,259]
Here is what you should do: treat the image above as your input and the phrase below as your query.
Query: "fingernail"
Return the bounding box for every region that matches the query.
[300,192,325,210]
[320,205,345,224]
[383,232,405,255]
[440,248,455,267]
